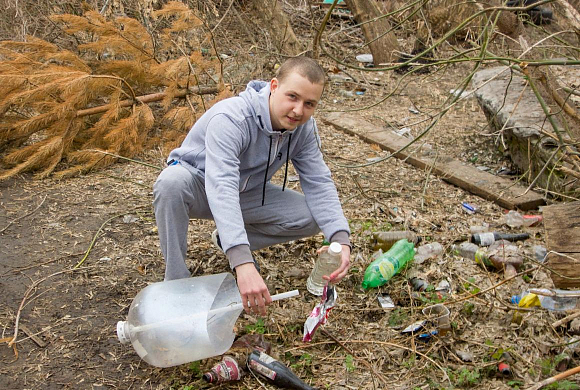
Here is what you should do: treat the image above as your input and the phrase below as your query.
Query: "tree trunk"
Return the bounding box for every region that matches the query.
[344,0,400,65]
[250,0,301,56]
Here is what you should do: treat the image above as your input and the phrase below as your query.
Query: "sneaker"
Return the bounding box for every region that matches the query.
[211,229,223,251]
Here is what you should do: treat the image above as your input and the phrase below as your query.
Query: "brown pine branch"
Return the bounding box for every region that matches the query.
[75,85,220,117]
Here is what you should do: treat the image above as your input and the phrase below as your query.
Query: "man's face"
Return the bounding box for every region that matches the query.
[269,72,324,130]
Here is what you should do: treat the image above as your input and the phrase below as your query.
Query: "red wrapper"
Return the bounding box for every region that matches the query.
[303,284,337,342]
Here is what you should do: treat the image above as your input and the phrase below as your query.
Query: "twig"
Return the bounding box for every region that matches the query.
[552,310,580,328]
[5,267,88,348]
[525,365,580,390]
[211,0,236,34]
[0,195,47,234]
[73,213,124,269]
[86,150,162,170]
[446,266,540,305]
[2,251,85,276]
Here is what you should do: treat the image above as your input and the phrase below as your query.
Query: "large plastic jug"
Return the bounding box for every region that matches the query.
[117,272,242,367]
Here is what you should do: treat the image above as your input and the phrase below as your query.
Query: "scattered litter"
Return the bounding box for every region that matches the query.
[401,320,426,334]
[461,202,478,214]
[413,242,443,263]
[393,127,413,139]
[504,210,543,227]
[456,350,474,362]
[303,285,337,342]
[533,245,548,263]
[497,166,517,175]
[409,275,429,291]
[408,107,420,114]
[123,214,139,223]
[377,293,395,309]
[435,280,451,298]
[287,175,300,182]
[329,74,353,83]
[355,54,373,63]
[498,362,512,376]
[422,304,451,336]
[449,88,473,99]
[99,256,112,262]
[417,330,438,341]
[339,89,354,98]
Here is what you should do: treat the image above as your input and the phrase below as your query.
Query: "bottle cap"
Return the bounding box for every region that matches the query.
[116,321,131,344]
[328,242,342,254]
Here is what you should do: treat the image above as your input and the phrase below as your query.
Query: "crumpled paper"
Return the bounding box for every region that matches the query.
[303,284,337,342]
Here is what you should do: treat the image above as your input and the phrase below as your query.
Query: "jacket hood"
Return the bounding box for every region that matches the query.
[239,80,278,136]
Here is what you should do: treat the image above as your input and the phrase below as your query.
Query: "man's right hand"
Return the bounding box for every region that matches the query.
[234,262,272,316]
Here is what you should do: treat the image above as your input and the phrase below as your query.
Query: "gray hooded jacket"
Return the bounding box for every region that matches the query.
[168,80,350,268]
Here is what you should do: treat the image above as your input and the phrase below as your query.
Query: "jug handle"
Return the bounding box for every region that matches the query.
[209,289,300,316]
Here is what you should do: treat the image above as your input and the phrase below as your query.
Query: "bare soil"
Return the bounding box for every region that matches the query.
[1,3,579,390]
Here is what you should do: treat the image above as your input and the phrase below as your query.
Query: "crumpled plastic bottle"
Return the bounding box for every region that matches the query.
[413,242,443,263]
[504,210,542,228]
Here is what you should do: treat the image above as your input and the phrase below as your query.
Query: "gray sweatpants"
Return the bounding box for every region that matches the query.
[153,162,320,280]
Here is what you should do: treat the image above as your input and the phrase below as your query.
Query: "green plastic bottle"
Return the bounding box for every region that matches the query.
[361,239,416,289]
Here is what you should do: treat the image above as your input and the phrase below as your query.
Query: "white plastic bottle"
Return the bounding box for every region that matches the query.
[413,242,443,263]
[116,273,243,367]
[307,242,342,296]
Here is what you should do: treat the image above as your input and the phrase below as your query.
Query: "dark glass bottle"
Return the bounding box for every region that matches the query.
[202,355,242,383]
[470,232,529,246]
[247,350,316,390]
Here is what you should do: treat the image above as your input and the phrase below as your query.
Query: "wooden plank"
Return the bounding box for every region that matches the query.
[542,201,580,288]
[322,112,545,210]
[545,252,580,288]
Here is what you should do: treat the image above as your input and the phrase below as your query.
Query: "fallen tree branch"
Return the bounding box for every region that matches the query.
[525,365,580,390]
[75,85,220,117]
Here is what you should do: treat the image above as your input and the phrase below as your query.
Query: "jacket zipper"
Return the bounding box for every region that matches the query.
[240,133,287,192]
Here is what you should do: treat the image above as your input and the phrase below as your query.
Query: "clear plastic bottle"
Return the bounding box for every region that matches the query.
[116,273,243,367]
[413,242,443,263]
[456,242,493,267]
[504,210,543,228]
[532,289,579,311]
[307,242,342,296]
[371,231,420,252]
[511,289,579,311]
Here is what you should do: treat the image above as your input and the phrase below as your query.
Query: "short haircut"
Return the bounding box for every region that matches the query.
[276,56,325,85]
